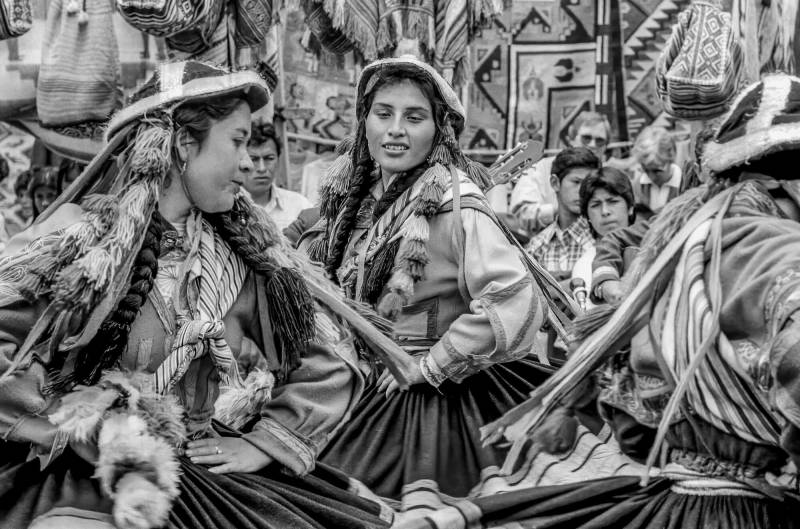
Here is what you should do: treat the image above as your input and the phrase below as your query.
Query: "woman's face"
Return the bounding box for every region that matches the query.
[16,187,33,219]
[32,185,57,215]
[182,101,254,213]
[365,79,437,176]
[586,187,631,237]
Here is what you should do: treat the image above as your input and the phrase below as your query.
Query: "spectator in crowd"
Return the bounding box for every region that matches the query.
[245,120,312,230]
[511,111,611,236]
[57,158,84,190]
[526,147,599,282]
[0,155,12,206]
[630,125,682,213]
[570,167,636,308]
[28,166,60,219]
[2,167,34,238]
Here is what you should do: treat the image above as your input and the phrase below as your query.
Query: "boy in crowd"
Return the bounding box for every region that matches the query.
[526,147,599,282]
[511,112,611,235]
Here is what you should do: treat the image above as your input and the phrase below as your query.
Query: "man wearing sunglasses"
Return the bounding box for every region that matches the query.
[511,111,612,236]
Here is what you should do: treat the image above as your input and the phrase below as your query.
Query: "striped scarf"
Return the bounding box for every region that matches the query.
[154,211,247,395]
[659,219,780,446]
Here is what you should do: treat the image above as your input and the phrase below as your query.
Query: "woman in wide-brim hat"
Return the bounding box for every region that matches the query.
[394,72,800,529]
[0,61,390,529]
[299,55,552,507]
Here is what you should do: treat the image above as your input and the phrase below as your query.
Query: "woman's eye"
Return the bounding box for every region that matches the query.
[407,115,424,123]
[375,110,391,119]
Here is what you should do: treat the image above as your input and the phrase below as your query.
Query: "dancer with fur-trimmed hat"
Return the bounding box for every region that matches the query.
[0,61,391,529]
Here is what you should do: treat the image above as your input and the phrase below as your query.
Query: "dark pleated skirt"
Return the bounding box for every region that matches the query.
[320,357,552,498]
[0,435,390,529]
[397,476,800,529]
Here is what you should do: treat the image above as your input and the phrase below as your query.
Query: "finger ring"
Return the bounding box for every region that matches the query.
[215,446,222,455]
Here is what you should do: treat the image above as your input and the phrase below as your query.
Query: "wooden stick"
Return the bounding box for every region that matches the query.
[480,187,736,444]
[306,281,415,388]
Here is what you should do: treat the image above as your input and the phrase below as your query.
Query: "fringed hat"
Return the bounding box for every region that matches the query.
[704,73,800,175]
[317,55,489,319]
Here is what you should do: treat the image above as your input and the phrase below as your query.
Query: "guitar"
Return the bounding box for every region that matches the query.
[486,140,544,191]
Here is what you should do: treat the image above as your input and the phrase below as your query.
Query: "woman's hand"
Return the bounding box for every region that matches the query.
[599,280,624,304]
[376,362,426,398]
[185,437,273,474]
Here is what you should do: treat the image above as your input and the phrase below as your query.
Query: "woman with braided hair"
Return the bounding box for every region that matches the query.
[299,56,552,512]
[0,61,390,529]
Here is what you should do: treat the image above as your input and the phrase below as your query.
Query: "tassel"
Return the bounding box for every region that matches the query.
[399,214,429,242]
[307,237,328,264]
[377,289,406,321]
[398,238,428,263]
[264,268,316,382]
[215,369,275,430]
[466,158,492,190]
[130,123,173,181]
[78,9,89,26]
[428,143,451,166]
[335,135,355,155]
[386,268,414,297]
[319,153,353,217]
[52,248,114,308]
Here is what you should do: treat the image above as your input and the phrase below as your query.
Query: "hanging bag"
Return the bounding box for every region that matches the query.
[232,0,273,47]
[37,0,122,126]
[116,0,208,37]
[165,0,225,54]
[655,0,743,119]
[0,0,32,40]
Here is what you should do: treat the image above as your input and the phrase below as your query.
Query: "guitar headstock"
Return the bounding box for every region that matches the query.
[487,140,544,190]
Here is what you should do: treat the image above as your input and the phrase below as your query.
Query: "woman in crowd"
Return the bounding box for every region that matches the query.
[300,55,551,511]
[394,71,800,529]
[571,167,636,308]
[0,61,390,529]
[630,125,682,214]
[28,165,60,219]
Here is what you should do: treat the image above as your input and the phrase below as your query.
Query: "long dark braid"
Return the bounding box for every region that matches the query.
[207,206,316,382]
[46,210,166,394]
[324,124,376,278]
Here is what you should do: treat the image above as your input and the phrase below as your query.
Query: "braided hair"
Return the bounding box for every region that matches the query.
[324,68,451,278]
[47,210,166,394]
[172,97,316,381]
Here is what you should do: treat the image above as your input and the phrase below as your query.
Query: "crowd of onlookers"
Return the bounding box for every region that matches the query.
[0,114,692,276]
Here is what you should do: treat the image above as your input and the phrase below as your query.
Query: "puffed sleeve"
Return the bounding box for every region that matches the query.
[420,208,547,386]
[241,285,363,476]
[0,297,58,449]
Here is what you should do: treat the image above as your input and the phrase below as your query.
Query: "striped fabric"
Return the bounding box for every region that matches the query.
[153,212,248,394]
[232,0,273,47]
[117,0,207,37]
[0,0,32,39]
[433,0,467,84]
[660,220,780,446]
[324,0,380,59]
[36,0,121,126]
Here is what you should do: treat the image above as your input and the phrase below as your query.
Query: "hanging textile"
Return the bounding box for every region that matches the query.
[232,0,273,47]
[0,0,32,40]
[37,0,122,126]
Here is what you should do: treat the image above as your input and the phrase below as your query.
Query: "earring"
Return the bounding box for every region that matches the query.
[180,159,187,174]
